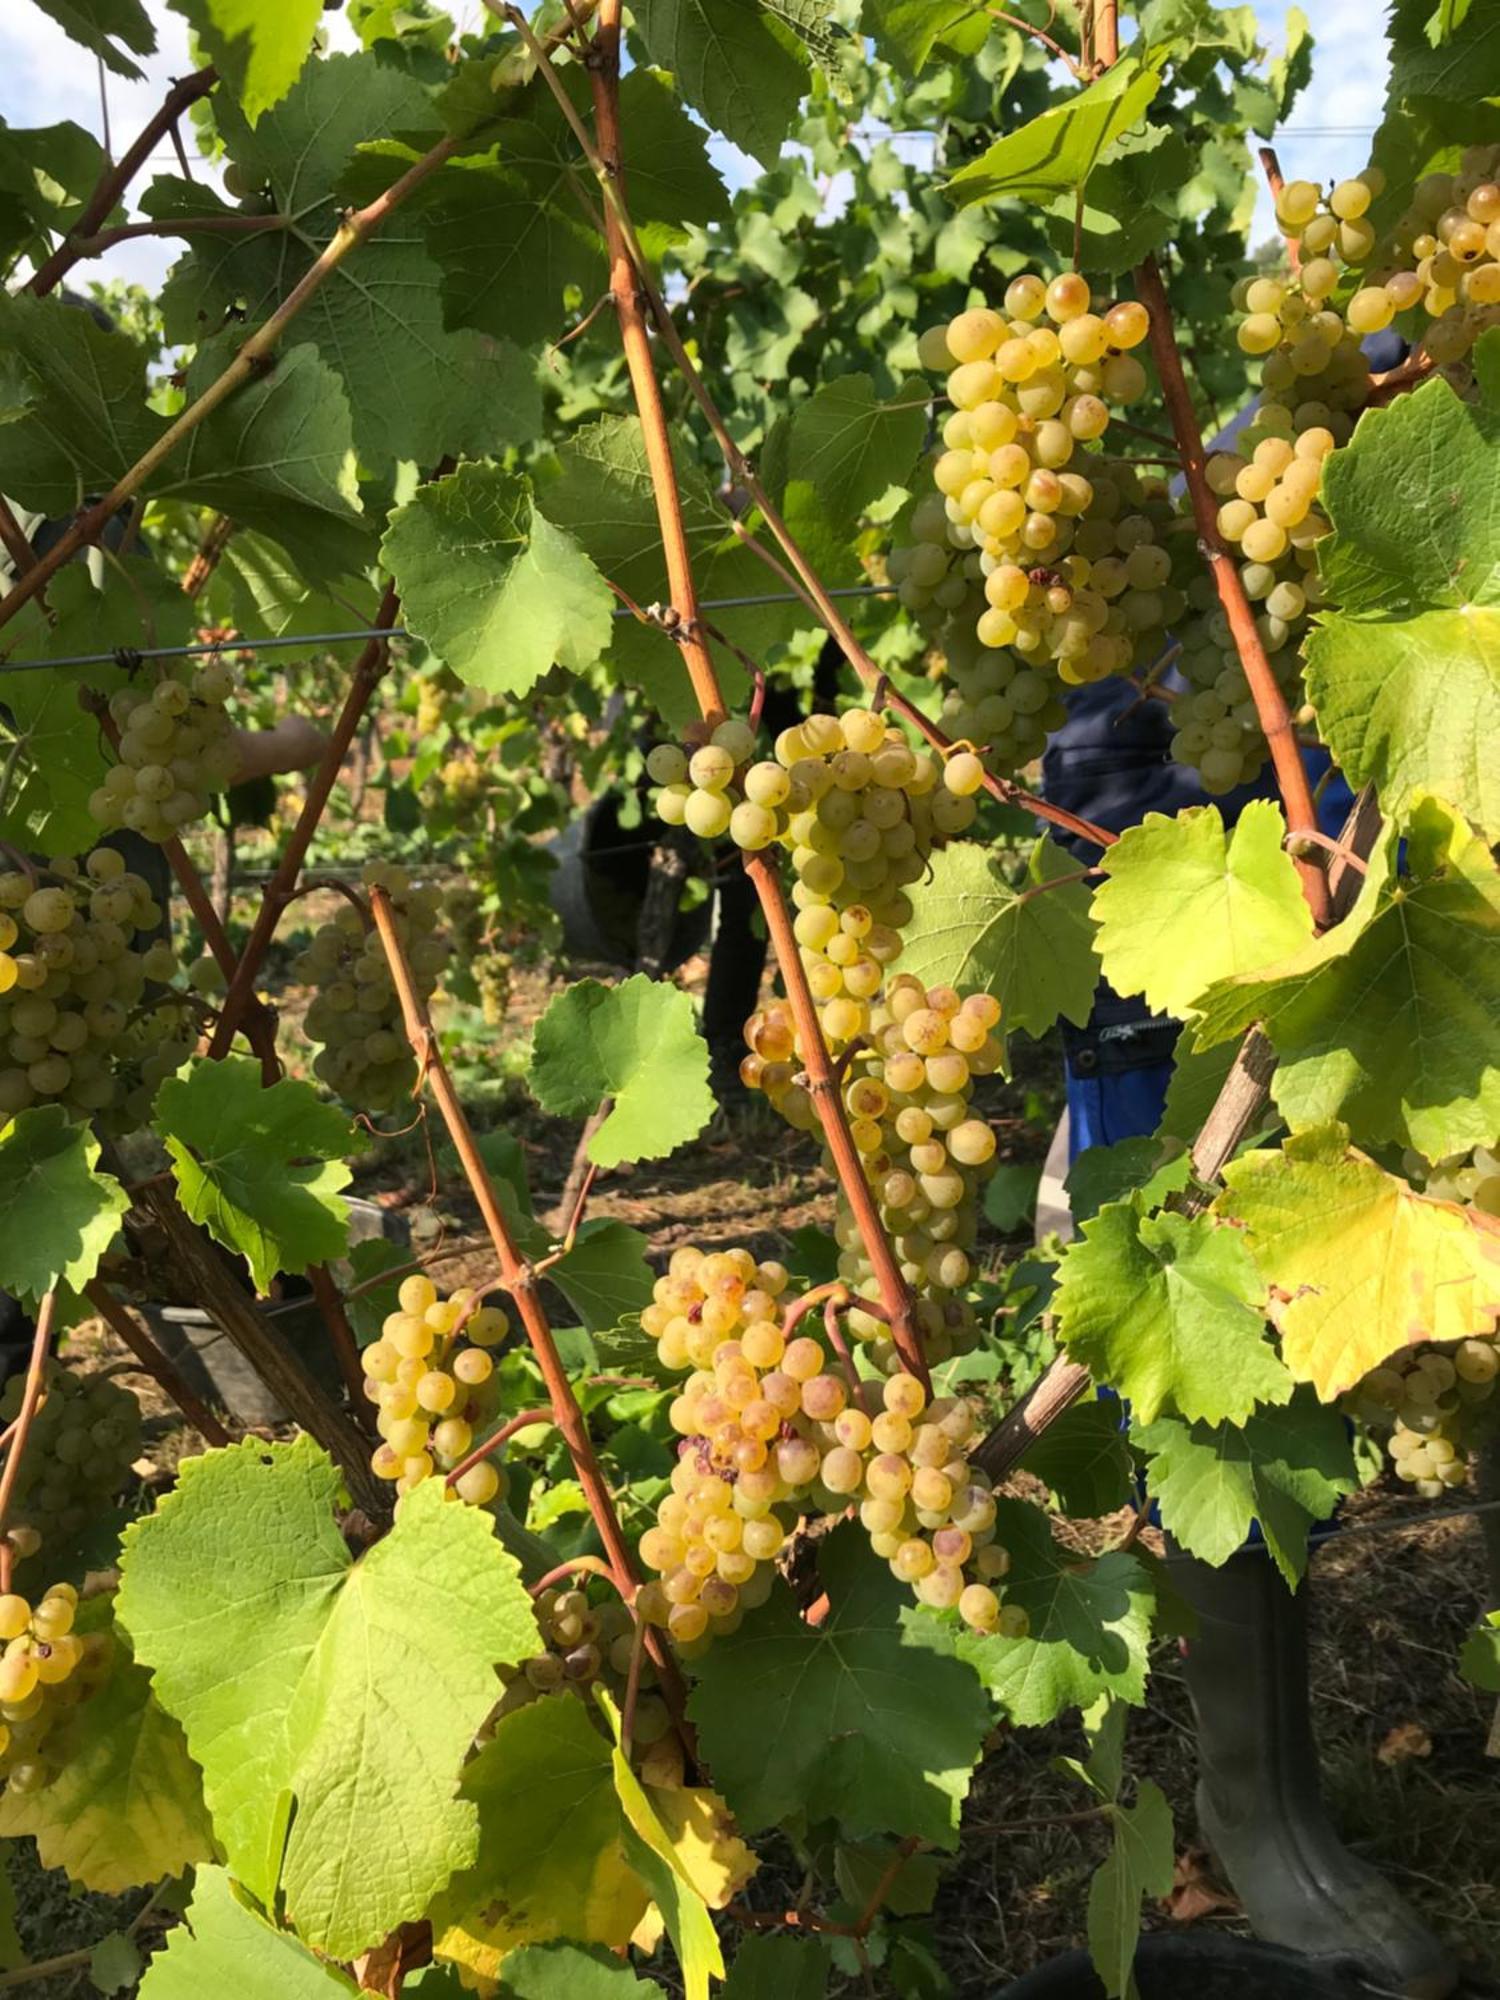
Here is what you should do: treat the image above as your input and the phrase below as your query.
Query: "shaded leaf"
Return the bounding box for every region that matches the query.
[632,0,811,168]
[1020,1402,1134,1519]
[31,0,154,78]
[0,1107,126,1304]
[1086,1783,1174,2000]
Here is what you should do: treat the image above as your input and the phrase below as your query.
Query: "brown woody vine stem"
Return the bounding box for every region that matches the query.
[582,3,927,1382]
[208,581,403,1059]
[84,1280,235,1446]
[1132,255,1331,926]
[0,1293,56,1593]
[26,66,219,298]
[366,886,693,1731]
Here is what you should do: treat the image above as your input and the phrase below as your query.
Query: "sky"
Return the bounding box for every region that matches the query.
[0,1,1390,297]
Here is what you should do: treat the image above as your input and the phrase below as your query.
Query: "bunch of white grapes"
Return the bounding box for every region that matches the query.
[88,660,240,843]
[0,1582,112,1796]
[635,1245,1024,1646]
[650,710,978,1040]
[360,1274,509,1501]
[0,1366,142,1546]
[298,862,450,1111]
[0,851,178,1122]
[742,978,1001,1370]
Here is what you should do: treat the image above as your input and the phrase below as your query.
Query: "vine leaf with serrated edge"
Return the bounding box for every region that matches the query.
[1091,801,1314,1020]
[1214,1123,1500,1398]
[1053,1197,1291,1428]
[945,51,1166,207]
[898,837,1101,1040]
[528,976,715,1170]
[0,1107,126,1305]
[117,1438,540,1960]
[687,1525,991,1846]
[136,1865,357,1997]
[1086,1781,1174,2000]
[155,1056,358,1296]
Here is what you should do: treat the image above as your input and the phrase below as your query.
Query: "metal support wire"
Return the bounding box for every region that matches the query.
[0,584,897,676]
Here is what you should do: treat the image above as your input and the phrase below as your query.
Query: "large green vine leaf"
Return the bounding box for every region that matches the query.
[631,0,813,168]
[1215,1125,1500,1397]
[863,0,990,72]
[1135,1391,1358,1588]
[0,1107,126,1305]
[154,55,538,471]
[429,1695,648,1984]
[1054,1199,1291,1427]
[946,52,1166,206]
[382,463,615,698]
[0,1614,213,1892]
[138,1867,357,1998]
[687,1526,991,1847]
[117,1438,540,1959]
[954,1501,1155,1725]
[156,1057,357,1296]
[167,0,322,122]
[899,838,1102,1040]
[528,975,715,1169]
[1193,801,1500,1163]
[1304,334,1500,837]
[1091,802,1313,1020]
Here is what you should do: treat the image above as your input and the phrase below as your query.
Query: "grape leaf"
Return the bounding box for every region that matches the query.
[543,417,796,729]
[138,1867,358,1998]
[1019,1402,1135,1519]
[156,1057,356,1296]
[156,55,535,470]
[1086,1783,1174,2000]
[777,372,928,538]
[1215,1124,1500,1397]
[1155,1036,1241,1146]
[528,976,715,1169]
[0,1107,126,1304]
[721,1935,829,2000]
[382,464,614,699]
[428,1696,648,1984]
[118,1439,539,1958]
[1304,334,1500,837]
[494,1944,657,1999]
[89,1932,143,1996]
[631,0,811,168]
[1041,126,1195,274]
[550,1220,656,1336]
[0,291,160,515]
[862,0,990,72]
[954,1500,1155,1725]
[1091,802,1314,1019]
[599,1691,724,2000]
[687,1526,990,1847]
[30,0,155,79]
[168,0,323,122]
[1054,1198,1290,1426]
[1135,1390,1357,1588]
[1192,800,1500,1163]
[1064,1136,1190,1225]
[0,1617,213,1892]
[946,53,1165,206]
[898,838,1101,1040]
[1460,1611,1500,1694]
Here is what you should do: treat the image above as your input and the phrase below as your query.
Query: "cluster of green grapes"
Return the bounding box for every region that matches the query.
[650,710,979,1048]
[0,1367,142,1549]
[0,1583,110,1794]
[87,661,240,843]
[297,863,450,1111]
[361,1276,510,1501]
[634,1246,1020,1647]
[743,980,1001,1370]
[0,852,178,1122]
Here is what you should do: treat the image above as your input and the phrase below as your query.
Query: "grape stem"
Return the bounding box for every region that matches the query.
[1132,254,1332,927]
[25,66,220,299]
[823,1294,875,1414]
[208,581,404,1060]
[531,1156,601,1277]
[84,1281,236,1447]
[366,886,696,1737]
[529,1556,625,1599]
[0,498,40,591]
[1256,145,1302,275]
[443,1407,554,1491]
[982,7,1085,78]
[0,1292,56,1594]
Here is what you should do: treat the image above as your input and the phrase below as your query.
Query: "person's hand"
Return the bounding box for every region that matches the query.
[230,716,332,783]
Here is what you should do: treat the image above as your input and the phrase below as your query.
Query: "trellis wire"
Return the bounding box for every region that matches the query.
[0,583,897,675]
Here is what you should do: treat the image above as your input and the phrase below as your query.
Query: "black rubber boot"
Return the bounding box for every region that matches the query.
[1174,1544,1458,1998]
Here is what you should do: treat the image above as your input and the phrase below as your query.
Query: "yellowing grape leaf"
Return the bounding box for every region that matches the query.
[0,1613,213,1892]
[647,1784,758,1910]
[1091,802,1314,1019]
[1215,1125,1500,1397]
[118,1438,539,1960]
[429,1694,648,1984]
